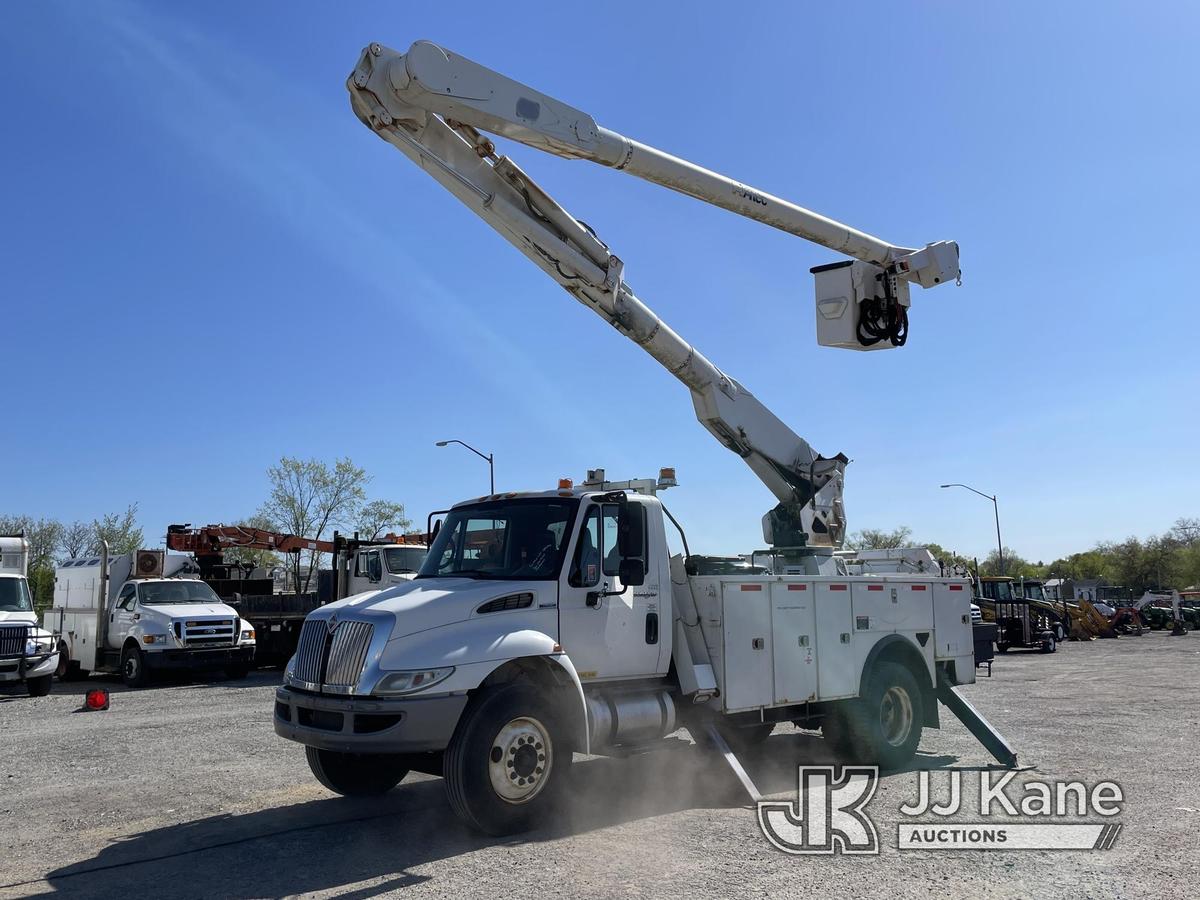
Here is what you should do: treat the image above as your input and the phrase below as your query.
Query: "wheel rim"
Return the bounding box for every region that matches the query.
[125,653,139,680]
[488,715,552,804]
[879,686,914,747]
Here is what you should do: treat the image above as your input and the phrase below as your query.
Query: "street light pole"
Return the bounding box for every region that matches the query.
[940,483,1004,576]
[436,439,495,494]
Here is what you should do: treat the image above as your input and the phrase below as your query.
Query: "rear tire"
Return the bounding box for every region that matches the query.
[444,683,568,836]
[122,644,150,688]
[305,747,409,796]
[828,661,924,770]
[26,674,52,697]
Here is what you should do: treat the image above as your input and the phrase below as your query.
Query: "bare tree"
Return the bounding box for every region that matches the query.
[89,504,144,556]
[356,499,412,541]
[259,457,369,593]
[60,520,92,560]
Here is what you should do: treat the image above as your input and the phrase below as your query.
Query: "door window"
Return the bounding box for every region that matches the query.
[116,583,136,610]
[569,507,601,587]
[367,551,382,583]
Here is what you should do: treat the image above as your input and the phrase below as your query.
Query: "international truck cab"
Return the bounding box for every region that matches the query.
[275,475,981,834]
[48,548,256,687]
[0,535,59,697]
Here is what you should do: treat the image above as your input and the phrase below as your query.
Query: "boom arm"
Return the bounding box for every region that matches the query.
[347,41,960,550]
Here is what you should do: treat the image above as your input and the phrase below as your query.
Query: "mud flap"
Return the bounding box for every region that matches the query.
[936,670,1018,768]
[704,722,764,803]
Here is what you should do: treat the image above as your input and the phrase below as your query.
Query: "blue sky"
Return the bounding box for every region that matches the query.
[2,2,1197,563]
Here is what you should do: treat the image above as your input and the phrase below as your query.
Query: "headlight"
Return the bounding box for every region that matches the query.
[25,638,52,655]
[241,629,255,641]
[142,634,169,645]
[283,655,296,684]
[372,667,454,696]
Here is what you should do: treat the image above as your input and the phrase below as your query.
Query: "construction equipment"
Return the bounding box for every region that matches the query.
[273,39,1009,837]
[977,577,1060,652]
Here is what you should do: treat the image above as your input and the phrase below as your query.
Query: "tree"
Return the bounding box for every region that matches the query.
[89,504,143,556]
[356,499,412,541]
[979,547,1038,578]
[60,520,92,560]
[845,526,913,551]
[258,457,369,593]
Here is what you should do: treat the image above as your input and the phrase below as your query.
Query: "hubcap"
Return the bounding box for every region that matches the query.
[879,686,914,747]
[488,716,552,804]
[125,654,139,679]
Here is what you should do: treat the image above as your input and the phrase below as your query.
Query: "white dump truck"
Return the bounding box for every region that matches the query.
[0,535,59,697]
[48,546,256,687]
[272,40,1015,836]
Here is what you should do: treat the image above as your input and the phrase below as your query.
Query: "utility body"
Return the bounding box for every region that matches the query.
[0,535,59,697]
[273,39,1010,836]
[47,546,256,687]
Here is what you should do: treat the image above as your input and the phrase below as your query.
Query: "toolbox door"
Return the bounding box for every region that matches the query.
[771,582,817,704]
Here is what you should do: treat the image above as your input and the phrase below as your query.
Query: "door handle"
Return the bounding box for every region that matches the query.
[645,612,658,644]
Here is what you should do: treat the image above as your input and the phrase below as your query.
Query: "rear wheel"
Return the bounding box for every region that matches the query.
[26,674,52,697]
[444,683,568,835]
[121,644,150,688]
[827,662,924,770]
[306,747,408,796]
[55,645,70,679]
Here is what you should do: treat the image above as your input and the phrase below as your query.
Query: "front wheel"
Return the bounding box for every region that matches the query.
[305,747,408,796]
[828,662,924,770]
[122,644,150,688]
[444,683,568,836]
[26,674,53,697]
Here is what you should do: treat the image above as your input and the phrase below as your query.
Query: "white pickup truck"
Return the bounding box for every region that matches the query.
[48,548,256,687]
[0,535,59,697]
[275,477,981,834]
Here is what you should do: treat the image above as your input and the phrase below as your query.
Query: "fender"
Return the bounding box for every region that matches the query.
[859,632,939,728]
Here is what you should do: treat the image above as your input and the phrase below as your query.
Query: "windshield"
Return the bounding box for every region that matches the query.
[418,498,578,581]
[139,580,222,605]
[384,547,427,575]
[0,577,33,612]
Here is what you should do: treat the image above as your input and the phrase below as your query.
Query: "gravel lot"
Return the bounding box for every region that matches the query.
[2,635,1197,899]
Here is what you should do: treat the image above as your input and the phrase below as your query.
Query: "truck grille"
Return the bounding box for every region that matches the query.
[0,624,30,658]
[175,618,237,647]
[293,618,374,692]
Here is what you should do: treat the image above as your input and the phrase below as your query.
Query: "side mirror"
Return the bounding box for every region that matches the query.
[617,500,644,559]
[619,558,645,587]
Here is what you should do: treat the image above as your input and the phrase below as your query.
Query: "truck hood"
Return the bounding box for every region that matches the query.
[141,603,238,620]
[0,610,38,627]
[319,578,552,639]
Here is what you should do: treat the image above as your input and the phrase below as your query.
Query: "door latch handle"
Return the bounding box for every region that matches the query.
[752,638,765,650]
[840,632,851,643]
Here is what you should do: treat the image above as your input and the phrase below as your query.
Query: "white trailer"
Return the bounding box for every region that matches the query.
[0,535,59,697]
[48,546,256,687]
[272,40,1012,836]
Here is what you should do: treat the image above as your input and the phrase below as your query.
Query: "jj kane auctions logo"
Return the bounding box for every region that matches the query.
[759,767,1124,854]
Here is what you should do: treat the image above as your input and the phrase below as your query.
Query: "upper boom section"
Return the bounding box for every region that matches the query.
[352,40,959,294]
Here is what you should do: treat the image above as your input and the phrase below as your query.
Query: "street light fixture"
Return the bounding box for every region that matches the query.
[437,439,495,494]
[940,483,1004,575]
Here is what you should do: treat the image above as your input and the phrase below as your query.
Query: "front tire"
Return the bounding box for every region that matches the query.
[828,662,924,770]
[122,644,150,688]
[26,674,53,697]
[444,683,568,836]
[305,747,408,796]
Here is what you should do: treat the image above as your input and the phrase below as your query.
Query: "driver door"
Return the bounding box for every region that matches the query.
[111,582,138,648]
[558,502,660,682]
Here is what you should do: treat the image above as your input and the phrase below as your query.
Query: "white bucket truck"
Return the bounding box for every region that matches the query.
[48,546,256,687]
[0,535,59,697]
[272,41,1014,836]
